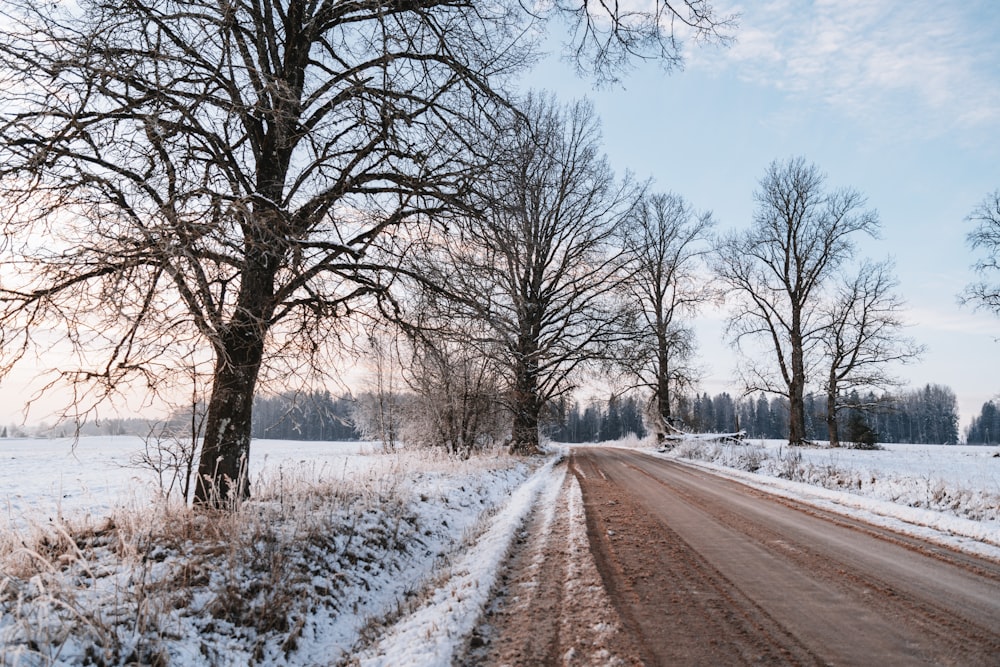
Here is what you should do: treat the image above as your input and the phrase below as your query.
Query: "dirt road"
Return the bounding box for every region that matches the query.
[464,447,1000,666]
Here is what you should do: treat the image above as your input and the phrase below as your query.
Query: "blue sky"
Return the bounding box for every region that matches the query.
[526,0,1000,430]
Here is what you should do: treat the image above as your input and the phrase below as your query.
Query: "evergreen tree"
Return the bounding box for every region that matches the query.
[738,399,755,436]
[601,396,624,441]
[675,394,693,431]
[871,384,958,444]
[699,392,715,432]
[967,401,1000,444]
[845,410,879,448]
[566,401,584,442]
[770,397,791,439]
[754,393,771,438]
[620,396,646,439]
[712,393,736,432]
[581,405,602,442]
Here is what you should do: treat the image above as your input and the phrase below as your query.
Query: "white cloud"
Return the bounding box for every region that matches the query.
[696,1,1000,140]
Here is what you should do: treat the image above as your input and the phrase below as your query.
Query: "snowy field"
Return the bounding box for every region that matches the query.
[1,437,378,533]
[3,435,1000,666]
[763,440,1000,496]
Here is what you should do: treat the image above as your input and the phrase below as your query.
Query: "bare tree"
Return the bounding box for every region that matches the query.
[0,0,732,505]
[383,282,509,456]
[820,260,922,447]
[713,157,879,445]
[550,0,737,83]
[399,333,507,458]
[963,190,1000,315]
[413,96,640,454]
[618,193,714,441]
[0,0,526,504]
[351,327,405,452]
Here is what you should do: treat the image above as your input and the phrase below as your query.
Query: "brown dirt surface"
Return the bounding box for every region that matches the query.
[461,464,645,666]
[461,447,1000,666]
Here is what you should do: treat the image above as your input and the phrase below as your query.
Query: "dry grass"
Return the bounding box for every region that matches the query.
[1,464,412,664]
[0,447,529,666]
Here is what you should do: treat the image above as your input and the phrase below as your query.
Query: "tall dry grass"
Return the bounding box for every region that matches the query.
[0,460,415,665]
[1,447,529,666]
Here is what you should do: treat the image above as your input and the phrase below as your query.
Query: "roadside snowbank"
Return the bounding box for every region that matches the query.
[0,439,545,666]
[358,453,563,666]
[657,438,1000,561]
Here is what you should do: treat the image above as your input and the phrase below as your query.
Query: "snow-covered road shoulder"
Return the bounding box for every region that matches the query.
[0,441,556,666]
[653,440,1000,562]
[356,453,563,667]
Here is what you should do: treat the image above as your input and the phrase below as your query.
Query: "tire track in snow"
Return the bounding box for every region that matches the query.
[355,455,562,667]
[463,460,642,666]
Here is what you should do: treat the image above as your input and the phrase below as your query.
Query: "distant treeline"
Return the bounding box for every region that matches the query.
[251,391,360,441]
[966,400,1000,445]
[252,391,652,445]
[545,394,646,443]
[15,384,972,445]
[30,391,365,442]
[671,384,960,445]
[544,384,961,445]
[251,391,653,444]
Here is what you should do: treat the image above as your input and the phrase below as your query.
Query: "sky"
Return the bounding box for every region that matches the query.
[523,0,1000,431]
[1,0,998,434]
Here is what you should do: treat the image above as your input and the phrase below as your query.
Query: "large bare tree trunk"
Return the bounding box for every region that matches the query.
[195,343,262,505]
[788,383,806,445]
[655,340,672,441]
[194,254,276,506]
[788,325,807,445]
[510,351,542,455]
[511,404,541,455]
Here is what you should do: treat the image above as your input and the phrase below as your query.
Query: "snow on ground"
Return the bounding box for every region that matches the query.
[5,434,1000,666]
[357,453,563,667]
[0,436,552,666]
[0,436,377,533]
[655,438,1000,561]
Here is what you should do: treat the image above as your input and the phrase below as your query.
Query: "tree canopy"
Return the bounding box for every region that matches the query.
[0,0,734,503]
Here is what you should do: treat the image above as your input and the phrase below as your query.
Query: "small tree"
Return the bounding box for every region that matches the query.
[352,329,405,451]
[400,335,507,457]
[964,190,1000,315]
[844,409,879,449]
